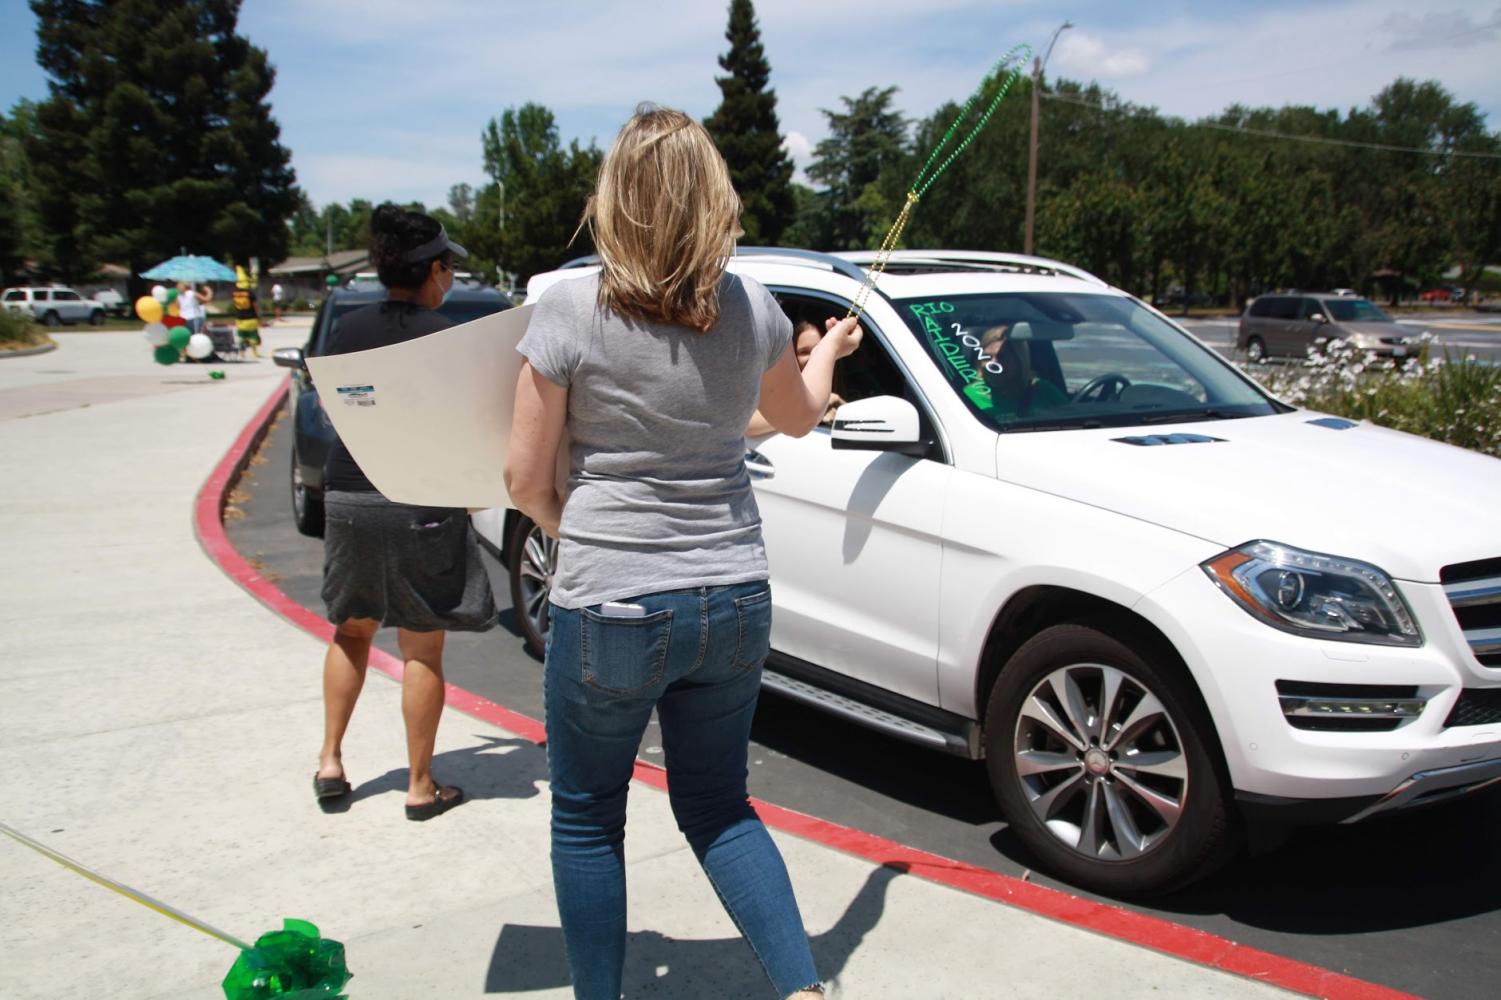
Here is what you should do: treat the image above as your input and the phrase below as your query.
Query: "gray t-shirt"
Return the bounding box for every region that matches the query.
[517,271,792,609]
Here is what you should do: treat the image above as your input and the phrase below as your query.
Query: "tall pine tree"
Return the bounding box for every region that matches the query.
[28,0,298,287]
[703,0,795,245]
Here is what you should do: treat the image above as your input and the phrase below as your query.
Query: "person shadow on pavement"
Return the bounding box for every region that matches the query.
[483,860,906,997]
[317,734,546,814]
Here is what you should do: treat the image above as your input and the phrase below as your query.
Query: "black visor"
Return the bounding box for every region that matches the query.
[401,225,469,262]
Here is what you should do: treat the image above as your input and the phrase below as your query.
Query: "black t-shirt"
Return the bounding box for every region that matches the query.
[319,299,451,493]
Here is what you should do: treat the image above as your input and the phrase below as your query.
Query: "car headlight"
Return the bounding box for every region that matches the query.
[1202,541,1421,646]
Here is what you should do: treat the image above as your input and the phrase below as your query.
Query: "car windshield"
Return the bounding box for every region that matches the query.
[896,292,1280,432]
[1323,298,1392,323]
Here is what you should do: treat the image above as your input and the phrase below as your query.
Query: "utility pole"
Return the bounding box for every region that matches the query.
[1025,20,1072,256]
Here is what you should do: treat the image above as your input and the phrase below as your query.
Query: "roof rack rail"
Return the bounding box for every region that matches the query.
[553,247,871,286]
[730,246,872,284]
[835,250,1107,286]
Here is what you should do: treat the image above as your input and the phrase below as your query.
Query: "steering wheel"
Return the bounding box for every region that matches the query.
[1073,372,1132,403]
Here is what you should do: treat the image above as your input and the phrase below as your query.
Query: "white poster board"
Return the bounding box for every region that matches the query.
[305,304,533,509]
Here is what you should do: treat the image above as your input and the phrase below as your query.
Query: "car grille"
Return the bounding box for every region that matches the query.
[1440,556,1501,668]
[1444,689,1501,728]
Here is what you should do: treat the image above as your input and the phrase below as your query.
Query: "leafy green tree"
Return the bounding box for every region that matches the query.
[470,103,601,281]
[0,102,40,283]
[805,86,909,249]
[27,0,298,288]
[703,0,795,245]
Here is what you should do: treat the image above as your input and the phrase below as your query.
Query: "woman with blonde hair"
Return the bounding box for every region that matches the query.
[506,104,860,999]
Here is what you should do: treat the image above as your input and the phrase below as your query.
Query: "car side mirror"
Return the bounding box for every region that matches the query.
[831,395,929,457]
[272,346,306,370]
[1311,313,1328,324]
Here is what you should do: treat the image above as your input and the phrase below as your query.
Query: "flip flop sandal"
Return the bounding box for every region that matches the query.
[313,773,352,801]
[405,782,464,822]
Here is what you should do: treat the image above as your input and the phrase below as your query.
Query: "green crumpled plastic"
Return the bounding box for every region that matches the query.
[222,919,351,999]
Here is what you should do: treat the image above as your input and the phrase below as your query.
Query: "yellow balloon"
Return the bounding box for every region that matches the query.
[167,301,180,318]
[135,295,163,324]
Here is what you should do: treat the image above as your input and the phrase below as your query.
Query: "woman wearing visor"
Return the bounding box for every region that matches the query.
[311,203,496,821]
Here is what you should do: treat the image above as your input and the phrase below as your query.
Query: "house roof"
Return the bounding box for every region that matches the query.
[269,249,369,276]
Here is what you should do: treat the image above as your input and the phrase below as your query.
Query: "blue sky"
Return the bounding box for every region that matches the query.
[3,0,1499,211]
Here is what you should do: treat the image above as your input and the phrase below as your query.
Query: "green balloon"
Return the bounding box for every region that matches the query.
[165,287,179,303]
[168,326,191,351]
[325,273,339,287]
[153,345,180,365]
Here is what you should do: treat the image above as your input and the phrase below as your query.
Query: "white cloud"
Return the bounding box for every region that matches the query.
[781,130,812,164]
[1053,32,1152,79]
[1381,7,1501,50]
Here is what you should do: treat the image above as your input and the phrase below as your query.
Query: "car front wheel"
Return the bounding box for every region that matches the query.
[985,623,1239,897]
[290,444,324,537]
[88,309,104,326]
[506,515,555,657]
[1245,336,1266,363]
[41,310,60,327]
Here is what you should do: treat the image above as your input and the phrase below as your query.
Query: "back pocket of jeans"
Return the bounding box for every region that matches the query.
[581,608,673,694]
[732,589,772,671]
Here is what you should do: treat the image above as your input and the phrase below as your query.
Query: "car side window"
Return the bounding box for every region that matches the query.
[1266,296,1298,320]
[1299,298,1324,320]
[2,290,21,302]
[772,292,910,404]
[56,290,79,301]
[34,290,50,302]
[1248,297,1272,318]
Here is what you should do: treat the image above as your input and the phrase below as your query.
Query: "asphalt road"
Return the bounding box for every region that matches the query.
[1179,310,1501,365]
[228,401,1501,1000]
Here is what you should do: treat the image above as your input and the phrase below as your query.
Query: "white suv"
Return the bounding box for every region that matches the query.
[1,285,105,326]
[474,248,1501,895]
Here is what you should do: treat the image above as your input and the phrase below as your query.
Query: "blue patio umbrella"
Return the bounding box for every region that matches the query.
[140,255,239,283]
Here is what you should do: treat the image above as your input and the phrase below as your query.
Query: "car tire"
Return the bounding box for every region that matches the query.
[88,309,104,326]
[41,310,60,327]
[290,444,324,538]
[1245,336,1266,363]
[984,622,1240,897]
[506,514,555,657]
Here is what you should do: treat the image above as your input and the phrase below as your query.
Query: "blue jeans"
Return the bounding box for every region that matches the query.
[545,582,820,999]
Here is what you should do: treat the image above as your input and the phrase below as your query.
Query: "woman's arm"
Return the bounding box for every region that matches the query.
[504,362,568,538]
[745,408,777,439]
[756,316,863,437]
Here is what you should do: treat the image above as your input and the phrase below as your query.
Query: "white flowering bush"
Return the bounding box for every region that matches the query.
[1248,333,1501,458]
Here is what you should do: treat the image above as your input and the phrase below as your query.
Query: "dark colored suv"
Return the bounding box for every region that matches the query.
[272,284,513,535]
[1237,292,1414,362]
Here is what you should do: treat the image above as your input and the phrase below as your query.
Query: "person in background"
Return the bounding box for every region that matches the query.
[746,317,846,439]
[232,268,262,358]
[271,281,285,322]
[177,281,203,336]
[506,104,856,1000]
[311,204,496,822]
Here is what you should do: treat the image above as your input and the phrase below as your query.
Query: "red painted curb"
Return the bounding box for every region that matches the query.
[196,378,1417,1000]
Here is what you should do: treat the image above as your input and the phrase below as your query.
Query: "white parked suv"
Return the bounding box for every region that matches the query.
[472,248,1501,895]
[1,285,105,326]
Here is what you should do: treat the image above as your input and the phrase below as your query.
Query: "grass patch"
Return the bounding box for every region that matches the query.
[1252,337,1501,458]
[0,309,50,349]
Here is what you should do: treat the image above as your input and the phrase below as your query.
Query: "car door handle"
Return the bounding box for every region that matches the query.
[745,449,774,479]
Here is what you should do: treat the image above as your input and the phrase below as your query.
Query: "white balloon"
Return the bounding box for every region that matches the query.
[143,322,170,347]
[151,284,168,303]
[186,332,214,360]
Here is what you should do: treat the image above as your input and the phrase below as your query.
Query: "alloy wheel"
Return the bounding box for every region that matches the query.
[517,523,557,648]
[1013,663,1188,861]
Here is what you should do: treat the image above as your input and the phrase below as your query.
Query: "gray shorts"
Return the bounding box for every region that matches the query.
[321,491,497,633]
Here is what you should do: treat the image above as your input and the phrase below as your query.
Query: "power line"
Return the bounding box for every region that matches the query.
[1040,90,1501,160]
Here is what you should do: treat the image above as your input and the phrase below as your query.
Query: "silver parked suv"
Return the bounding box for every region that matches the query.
[1,286,105,326]
[1237,292,1415,362]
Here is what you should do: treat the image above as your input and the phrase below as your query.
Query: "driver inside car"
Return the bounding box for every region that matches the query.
[973,323,1070,417]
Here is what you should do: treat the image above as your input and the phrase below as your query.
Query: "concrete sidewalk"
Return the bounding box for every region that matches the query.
[0,325,1294,999]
